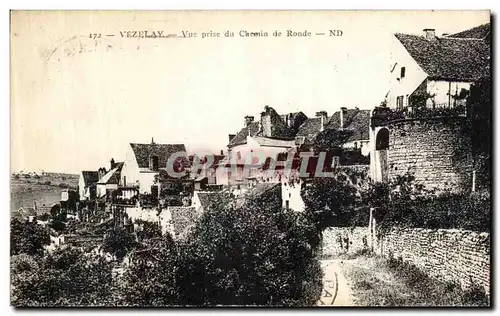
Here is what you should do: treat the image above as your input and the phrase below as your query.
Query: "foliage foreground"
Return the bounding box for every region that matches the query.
[11,192,323,307]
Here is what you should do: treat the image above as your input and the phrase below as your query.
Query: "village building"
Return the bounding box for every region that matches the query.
[222,105,371,187]
[369,24,490,191]
[385,25,490,111]
[323,108,371,156]
[224,106,304,186]
[119,140,189,195]
[96,160,124,200]
[78,171,99,201]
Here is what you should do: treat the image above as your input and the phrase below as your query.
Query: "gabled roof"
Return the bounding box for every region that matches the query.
[234,183,281,208]
[97,162,124,184]
[296,117,323,137]
[228,121,261,147]
[449,23,490,40]
[130,143,187,170]
[196,191,232,211]
[324,109,370,142]
[228,106,300,148]
[81,171,99,187]
[394,32,490,81]
[252,137,296,148]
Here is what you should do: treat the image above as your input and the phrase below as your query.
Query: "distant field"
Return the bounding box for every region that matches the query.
[10,172,79,211]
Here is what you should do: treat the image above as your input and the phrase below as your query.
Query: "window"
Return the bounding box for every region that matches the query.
[285,200,290,210]
[375,128,390,150]
[149,155,159,171]
[396,96,404,110]
[237,151,242,160]
[400,67,406,78]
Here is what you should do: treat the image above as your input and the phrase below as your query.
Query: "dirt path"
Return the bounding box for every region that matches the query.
[316,259,355,306]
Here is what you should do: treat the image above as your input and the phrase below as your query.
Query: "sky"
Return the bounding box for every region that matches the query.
[10,10,490,174]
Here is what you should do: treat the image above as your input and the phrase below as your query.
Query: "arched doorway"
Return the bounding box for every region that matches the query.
[374,128,389,182]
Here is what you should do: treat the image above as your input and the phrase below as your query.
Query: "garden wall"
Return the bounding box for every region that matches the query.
[322,226,490,294]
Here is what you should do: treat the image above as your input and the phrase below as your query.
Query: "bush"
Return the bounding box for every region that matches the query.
[11,247,117,307]
[11,219,51,256]
[301,176,357,231]
[122,192,323,307]
[177,193,322,306]
[102,226,137,260]
[363,173,490,232]
[135,220,162,241]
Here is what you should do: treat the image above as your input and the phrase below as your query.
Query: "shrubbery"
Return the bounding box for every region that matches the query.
[11,219,51,256]
[121,192,323,307]
[11,247,117,307]
[364,174,491,232]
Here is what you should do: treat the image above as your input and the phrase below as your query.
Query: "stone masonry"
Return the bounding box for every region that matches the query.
[385,117,473,193]
[322,226,490,294]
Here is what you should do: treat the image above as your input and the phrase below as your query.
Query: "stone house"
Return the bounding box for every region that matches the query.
[78,170,99,201]
[369,23,490,191]
[96,160,124,199]
[224,106,307,186]
[322,107,371,156]
[119,140,189,195]
[385,24,490,111]
[223,105,371,186]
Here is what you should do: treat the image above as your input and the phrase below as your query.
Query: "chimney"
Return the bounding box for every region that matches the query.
[423,28,436,41]
[229,134,236,142]
[340,107,347,129]
[151,137,155,144]
[220,150,224,156]
[110,158,116,170]
[244,116,254,127]
[260,106,273,137]
[33,201,37,211]
[315,111,328,131]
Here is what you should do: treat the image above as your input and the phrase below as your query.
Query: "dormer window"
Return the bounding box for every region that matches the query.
[149,155,159,171]
[400,67,406,79]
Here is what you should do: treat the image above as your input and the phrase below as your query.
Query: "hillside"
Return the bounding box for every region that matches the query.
[10,172,79,211]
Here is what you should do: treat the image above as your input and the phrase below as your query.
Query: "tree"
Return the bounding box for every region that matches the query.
[135,219,162,241]
[301,176,358,231]
[10,246,117,307]
[119,234,179,306]
[102,226,137,261]
[120,192,323,307]
[10,219,51,256]
[177,193,322,306]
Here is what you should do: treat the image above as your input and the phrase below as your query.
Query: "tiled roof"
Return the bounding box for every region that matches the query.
[190,154,225,167]
[168,206,199,240]
[228,121,261,147]
[394,33,490,81]
[252,137,296,148]
[97,163,124,185]
[296,117,323,137]
[81,171,99,187]
[449,23,490,40]
[130,143,187,170]
[234,183,281,208]
[196,191,232,211]
[324,109,370,142]
[228,106,299,148]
